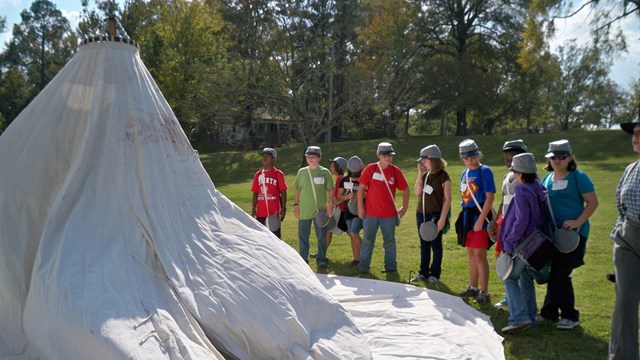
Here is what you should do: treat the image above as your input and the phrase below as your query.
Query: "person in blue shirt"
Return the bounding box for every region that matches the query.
[539,139,599,330]
[499,153,545,334]
[609,121,640,359]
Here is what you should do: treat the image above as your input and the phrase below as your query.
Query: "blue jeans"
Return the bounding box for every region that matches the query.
[505,257,537,326]
[416,212,443,279]
[358,216,397,272]
[298,219,328,266]
[347,217,363,234]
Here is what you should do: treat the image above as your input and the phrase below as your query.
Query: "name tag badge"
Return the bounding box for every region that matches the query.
[552,180,568,191]
[313,176,325,185]
[424,185,434,194]
[372,172,385,181]
[344,182,354,191]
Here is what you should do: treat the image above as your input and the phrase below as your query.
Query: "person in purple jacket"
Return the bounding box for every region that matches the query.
[499,153,546,334]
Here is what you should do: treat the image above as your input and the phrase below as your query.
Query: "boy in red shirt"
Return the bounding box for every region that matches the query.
[251,147,287,238]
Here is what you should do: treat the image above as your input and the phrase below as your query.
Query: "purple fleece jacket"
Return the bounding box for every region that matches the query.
[499,181,547,253]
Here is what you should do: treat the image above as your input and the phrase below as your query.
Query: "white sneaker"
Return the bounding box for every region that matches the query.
[410,274,426,282]
[556,319,580,330]
[501,321,531,334]
[427,276,439,284]
[494,299,507,308]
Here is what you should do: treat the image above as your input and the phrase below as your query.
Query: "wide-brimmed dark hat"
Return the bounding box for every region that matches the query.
[621,122,640,135]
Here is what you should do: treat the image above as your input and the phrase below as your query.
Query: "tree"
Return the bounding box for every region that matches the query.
[8,0,75,91]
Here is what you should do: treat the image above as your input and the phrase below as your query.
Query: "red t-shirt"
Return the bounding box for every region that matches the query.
[251,167,287,217]
[333,175,346,211]
[359,163,408,218]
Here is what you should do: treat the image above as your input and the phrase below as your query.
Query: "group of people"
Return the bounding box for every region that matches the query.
[249,121,640,357]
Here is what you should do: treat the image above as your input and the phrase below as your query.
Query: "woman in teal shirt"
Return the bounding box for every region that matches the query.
[539,139,599,330]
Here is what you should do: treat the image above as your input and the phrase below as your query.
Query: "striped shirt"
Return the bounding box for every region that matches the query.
[611,161,640,239]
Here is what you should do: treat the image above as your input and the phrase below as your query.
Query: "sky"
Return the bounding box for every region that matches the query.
[1,0,638,89]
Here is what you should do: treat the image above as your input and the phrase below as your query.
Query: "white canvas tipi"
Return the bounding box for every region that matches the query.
[0,36,370,359]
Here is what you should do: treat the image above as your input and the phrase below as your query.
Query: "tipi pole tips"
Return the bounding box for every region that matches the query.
[107,17,116,37]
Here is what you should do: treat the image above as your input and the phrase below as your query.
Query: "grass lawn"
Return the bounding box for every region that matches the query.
[198,130,636,360]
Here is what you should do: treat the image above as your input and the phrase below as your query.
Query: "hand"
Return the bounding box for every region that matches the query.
[358,207,365,220]
[251,208,256,217]
[398,207,408,218]
[326,207,334,218]
[562,220,580,230]
[280,208,286,221]
[294,206,300,219]
[437,218,446,231]
[473,218,484,232]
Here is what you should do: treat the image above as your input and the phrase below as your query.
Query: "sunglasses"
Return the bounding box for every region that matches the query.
[550,154,570,161]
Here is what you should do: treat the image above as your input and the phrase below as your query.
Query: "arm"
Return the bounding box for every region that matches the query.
[293,189,300,219]
[279,189,287,220]
[563,191,598,230]
[326,189,334,217]
[413,163,424,197]
[252,192,258,218]
[474,192,495,232]
[357,185,367,219]
[437,180,452,231]
[398,187,410,217]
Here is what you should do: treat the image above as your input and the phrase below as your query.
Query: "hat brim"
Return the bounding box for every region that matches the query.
[621,122,640,135]
[305,152,321,157]
[259,150,276,158]
[461,150,480,158]
[378,151,396,156]
[545,151,570,158]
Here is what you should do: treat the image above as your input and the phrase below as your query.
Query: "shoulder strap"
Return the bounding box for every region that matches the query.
[377,162,397,209]
[421,171,430,222]
[306,167,319,211]
[261,169,271,215]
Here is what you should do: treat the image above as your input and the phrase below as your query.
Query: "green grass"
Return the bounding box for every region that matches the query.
[197,130,635,360]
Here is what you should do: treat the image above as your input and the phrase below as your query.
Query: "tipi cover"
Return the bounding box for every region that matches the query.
[0,37,370,359]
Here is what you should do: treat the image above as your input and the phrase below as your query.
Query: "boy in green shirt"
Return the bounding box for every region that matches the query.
[293,146,334,270]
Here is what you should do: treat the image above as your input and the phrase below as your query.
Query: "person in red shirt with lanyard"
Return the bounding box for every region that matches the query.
[251,147,288,238]
[357,142,409,274]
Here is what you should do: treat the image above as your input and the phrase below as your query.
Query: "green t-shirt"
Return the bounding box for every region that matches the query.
[293,166,334,220]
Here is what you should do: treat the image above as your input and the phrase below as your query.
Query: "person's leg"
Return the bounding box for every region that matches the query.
[348,217,363,263]
[326,232,333,251]
[416,212,429,277]
[504,260,529,326]
[476,248,490,293]
[430,232,444,279]
[555,236,587,322]
[314,221,329,267]
[379,217,397,271]
[298,219,312,262]
[467,247,478,288]
[358,216,378,273]
[520,267,538,324]
[610,241,640,360]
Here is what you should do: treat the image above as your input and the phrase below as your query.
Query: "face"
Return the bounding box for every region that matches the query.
[548,153,571,171]
[261,153,275,168]
[421,158,432,170]
[462,155,479,169]
[378,153,393,166]
[503,151,516,169]
[632,124,640,154]
[306,155,320,167]
[513,171,523,184]
[330,162,339,175]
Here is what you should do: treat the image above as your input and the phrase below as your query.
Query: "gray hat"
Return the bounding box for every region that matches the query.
[416,145,441,162]
[259,147,277,158]
[347,156,364,173]
[377,142,396,155]
[459,139,480,158]
[510,153,537,174]
[621,122,640,135]
[503,139,527,152]
[330,157,348,172]
[545,139,572,158]
[305,146,322,157]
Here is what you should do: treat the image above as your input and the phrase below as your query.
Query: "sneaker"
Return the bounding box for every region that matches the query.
[556,319,580,330]
[427,276,439,284]
[349,260,360,269]
[501,321,531,334]
[475,291,490,305]
[317,263,328,272]
[410,274,426,282]
[535,315,549,323]
[494,298,508,308]
[459,286,479,298]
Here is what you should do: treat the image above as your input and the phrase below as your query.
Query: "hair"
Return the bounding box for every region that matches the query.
[460,151,483,161]
[544,156,577,172]
[428,158,448,172]
[331,162,345,176]
[504,149,526,157]
[520,172,538,183]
